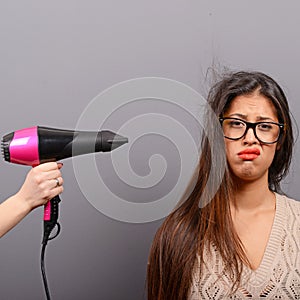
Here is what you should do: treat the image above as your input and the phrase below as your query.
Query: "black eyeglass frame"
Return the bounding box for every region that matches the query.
[219,117,285,144]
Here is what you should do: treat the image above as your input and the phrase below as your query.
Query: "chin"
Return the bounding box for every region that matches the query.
[231,167,268,183]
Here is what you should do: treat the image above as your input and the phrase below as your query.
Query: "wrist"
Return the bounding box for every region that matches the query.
[13,192,35,213]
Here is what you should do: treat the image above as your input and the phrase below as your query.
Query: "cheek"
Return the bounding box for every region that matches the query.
[224,140,235,155]
[263,146,277,165]
[224,142,236,165]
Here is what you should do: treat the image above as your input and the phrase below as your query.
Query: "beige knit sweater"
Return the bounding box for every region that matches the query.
[189,193,300,299]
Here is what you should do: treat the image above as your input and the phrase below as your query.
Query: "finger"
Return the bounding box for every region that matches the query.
[48,185,64,200]
[34,162,60,172]
[50,169,62,180]
[51,177,63,189]
[35,162,64,172]
[53,178,60,188]
[38,169,62,181]
[57,162,64,169]
[45,186,64,201]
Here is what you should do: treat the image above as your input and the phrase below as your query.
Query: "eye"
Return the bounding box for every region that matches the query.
[228,120,245,128]
[257,123,273,131]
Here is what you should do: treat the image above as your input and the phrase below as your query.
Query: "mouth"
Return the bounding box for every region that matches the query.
[238,148,260,160]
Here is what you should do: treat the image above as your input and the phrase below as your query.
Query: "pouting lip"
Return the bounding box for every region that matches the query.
[238,148,260,155]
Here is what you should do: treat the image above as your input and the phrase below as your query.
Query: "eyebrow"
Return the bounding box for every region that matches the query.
[227,113,276,122]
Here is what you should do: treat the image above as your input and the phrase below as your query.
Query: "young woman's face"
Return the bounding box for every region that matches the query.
[223,92,279,183]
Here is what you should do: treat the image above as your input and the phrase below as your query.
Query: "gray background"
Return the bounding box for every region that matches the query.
[0,1,300,299]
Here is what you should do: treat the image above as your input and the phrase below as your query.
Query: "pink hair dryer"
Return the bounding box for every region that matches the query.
[1,126,128,244]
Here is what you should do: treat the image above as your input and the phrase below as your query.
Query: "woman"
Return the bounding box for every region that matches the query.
[0,162,63,238]
[147,71,300,299]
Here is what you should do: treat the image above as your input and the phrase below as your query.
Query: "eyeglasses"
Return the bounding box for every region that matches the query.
[219,117,284,144]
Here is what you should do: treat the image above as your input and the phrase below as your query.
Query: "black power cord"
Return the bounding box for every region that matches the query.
[40,196,61,300]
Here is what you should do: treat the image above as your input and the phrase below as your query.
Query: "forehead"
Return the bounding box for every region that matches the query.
[225,93,278,120]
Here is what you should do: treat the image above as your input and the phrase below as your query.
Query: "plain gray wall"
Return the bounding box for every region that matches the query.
[1,1,300,299]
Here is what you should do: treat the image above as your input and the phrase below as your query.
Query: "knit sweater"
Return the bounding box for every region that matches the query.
[189,193,300,299]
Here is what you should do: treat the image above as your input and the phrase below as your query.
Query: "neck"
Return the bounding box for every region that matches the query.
[231,176,275,212]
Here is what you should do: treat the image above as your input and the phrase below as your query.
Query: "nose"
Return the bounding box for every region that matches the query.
[242,127,258,144]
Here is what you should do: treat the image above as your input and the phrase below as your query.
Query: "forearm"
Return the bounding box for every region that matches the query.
[0,193,32,238]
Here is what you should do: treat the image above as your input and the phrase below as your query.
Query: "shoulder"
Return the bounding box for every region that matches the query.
[277,193,300,217]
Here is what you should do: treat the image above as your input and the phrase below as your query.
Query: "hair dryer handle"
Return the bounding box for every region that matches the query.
[42,195,61,245]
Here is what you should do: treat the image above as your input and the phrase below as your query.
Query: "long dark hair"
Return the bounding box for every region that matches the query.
[147,71,294,299]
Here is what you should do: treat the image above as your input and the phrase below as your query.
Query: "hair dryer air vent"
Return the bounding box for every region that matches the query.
[1,132,13,162]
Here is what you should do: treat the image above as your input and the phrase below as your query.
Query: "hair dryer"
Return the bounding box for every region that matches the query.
[1,126,128,165]
[1,126,128,300]
[1,125,128,240]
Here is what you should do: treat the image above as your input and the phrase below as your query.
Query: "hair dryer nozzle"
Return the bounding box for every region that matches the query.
[100,131,128,151]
